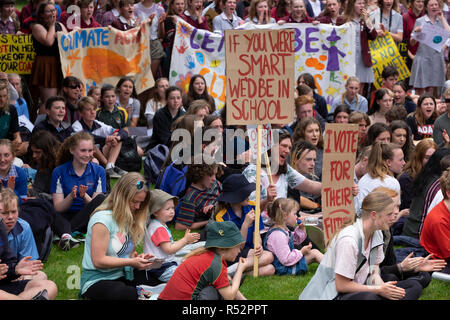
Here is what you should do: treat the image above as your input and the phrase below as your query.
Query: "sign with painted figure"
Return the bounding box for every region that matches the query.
[57,23,154,94]
[225,29,295,125]
[321,123,358,246]
[0,34,36,74]
[369,34,410,89]
[170,20,356,113]
[412,23,450,53]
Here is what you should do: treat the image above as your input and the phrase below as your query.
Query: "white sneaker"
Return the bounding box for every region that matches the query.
[106,167,121,179]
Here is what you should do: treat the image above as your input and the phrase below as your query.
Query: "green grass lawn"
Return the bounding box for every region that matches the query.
[42,226,450,300]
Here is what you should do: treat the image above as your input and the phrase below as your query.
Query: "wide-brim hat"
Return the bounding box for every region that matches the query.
[216,174,256,204]
[205,221,245,249]
[149,189,178,215]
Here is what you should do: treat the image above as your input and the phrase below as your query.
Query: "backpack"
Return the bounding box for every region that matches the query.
[115,136,142,173]
[19,198,56,262]
[155,162,188,198]
[144,144,169,185]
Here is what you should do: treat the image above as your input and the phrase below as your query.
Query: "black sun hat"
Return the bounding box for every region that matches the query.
[216,174,256,204]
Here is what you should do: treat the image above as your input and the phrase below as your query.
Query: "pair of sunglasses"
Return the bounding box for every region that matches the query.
[136,180,145,190]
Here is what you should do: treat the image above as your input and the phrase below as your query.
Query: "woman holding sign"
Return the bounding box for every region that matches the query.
[409,0,450,96]
[243,130,322,213]
[337,0,378,97]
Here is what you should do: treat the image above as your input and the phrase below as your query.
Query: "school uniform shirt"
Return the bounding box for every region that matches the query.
[96,105,130,130]
[215,201,263,248]
[331,94,368,114]
[176,180,220,227]
[0,165,28,204]
[158,250,229,300]
[180,11,211,31]
[71,118,128,147]
[33,116,74,143]
[50,161,106,212]
[212,12,242,33]
[406,115,434,141]
[370,8,403,35]
[420,200,450,261]
[116,97,141,121]
[7,217,39,261]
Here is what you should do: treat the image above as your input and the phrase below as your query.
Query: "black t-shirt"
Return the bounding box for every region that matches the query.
[406,115,435,141]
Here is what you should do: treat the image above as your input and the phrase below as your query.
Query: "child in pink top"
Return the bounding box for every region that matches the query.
[263,198,322,275]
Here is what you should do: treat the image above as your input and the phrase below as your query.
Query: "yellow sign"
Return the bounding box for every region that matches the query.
[369,34,410,89]
[0,34,36,74]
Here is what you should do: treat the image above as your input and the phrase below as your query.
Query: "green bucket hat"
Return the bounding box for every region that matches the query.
[149,189,179,215]
[205,221,245,249]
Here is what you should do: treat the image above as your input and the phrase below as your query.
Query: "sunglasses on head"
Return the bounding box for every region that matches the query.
[136,180,145,190]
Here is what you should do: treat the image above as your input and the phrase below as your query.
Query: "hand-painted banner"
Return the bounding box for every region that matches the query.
[321,123,358,247]
[369,34,410,89]
[226,29,295,125]
[57,23,154,94]
[170,20,356,112]
[0,34,36,74]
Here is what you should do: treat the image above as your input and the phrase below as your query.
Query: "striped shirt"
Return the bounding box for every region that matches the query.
[176,181,220,227]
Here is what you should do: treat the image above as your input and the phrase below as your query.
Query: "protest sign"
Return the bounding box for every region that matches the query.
[412,23,450,53]
[0,34,36,74]
[247,124,272,162]
[369,34,410,89]
[321,123,358,246]
[225,29,295,125]
[57,23,154,94]
[170,20,355,112]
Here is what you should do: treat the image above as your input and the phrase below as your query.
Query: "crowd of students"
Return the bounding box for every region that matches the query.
[0,0,449,301]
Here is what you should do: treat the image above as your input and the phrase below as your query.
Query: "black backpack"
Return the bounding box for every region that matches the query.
[115,136,142,173]
[19,198,56,262]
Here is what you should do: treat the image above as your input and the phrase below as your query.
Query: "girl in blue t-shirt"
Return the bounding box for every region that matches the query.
[50,131,107,251]
[213,173,275,276]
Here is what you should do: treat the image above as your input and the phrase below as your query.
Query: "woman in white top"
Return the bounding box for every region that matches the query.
[212,0,243,32]
[355,142,404,216]
[370,0,404,42]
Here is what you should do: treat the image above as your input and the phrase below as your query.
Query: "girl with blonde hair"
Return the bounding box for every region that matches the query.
[80,172,159,300]
[300,191,407,300]
[264,198,323,275]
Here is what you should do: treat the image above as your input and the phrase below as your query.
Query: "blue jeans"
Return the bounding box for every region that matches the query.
[393,235,428,262]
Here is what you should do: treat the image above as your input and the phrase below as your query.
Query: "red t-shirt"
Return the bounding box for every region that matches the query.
[420,200,450,260]
[158,250,230,300]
